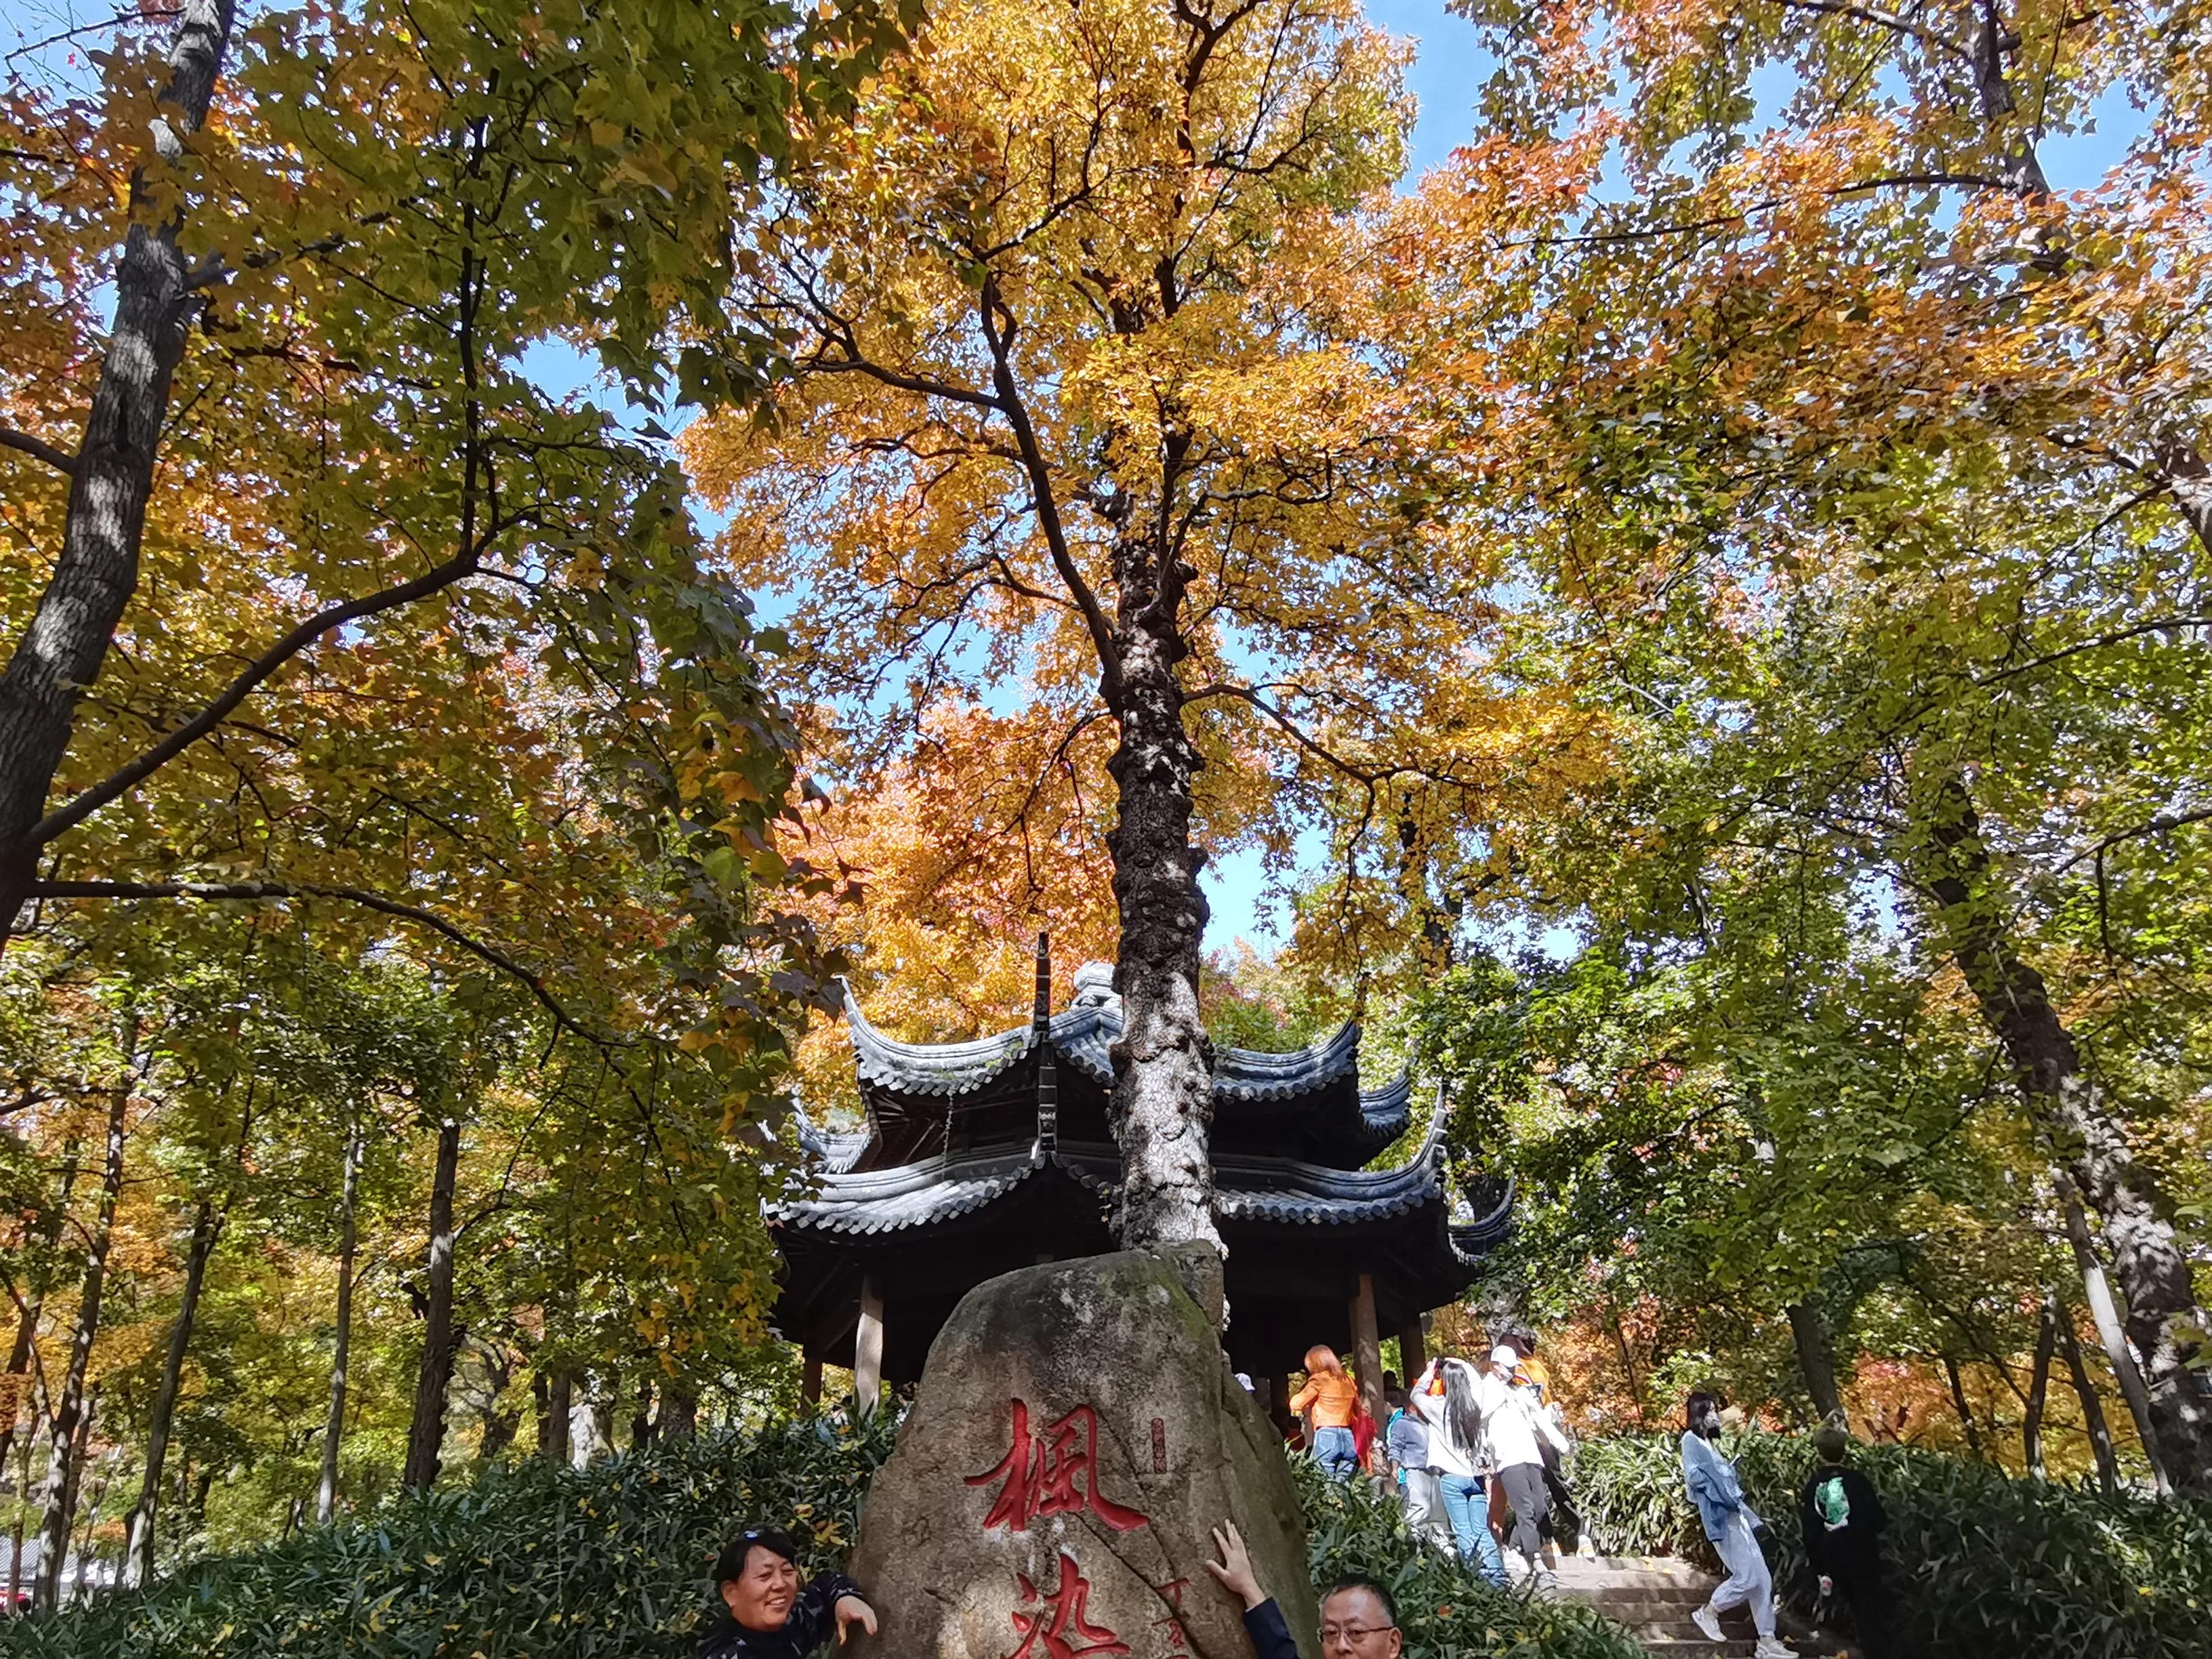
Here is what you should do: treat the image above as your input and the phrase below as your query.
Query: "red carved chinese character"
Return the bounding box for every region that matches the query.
[967,1400,1149,1532]
[1006,1552,1130,1659]
[1151,1577,1192,1656]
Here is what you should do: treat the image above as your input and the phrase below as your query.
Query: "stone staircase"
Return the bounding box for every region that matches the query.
[1549,1555,1843,1657]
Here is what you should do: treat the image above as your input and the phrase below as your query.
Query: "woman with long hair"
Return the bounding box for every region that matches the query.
[1410,1355,1507,1585]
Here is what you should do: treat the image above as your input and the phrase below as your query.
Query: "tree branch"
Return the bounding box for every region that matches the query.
[976,276,1124,701]
[29,878,605,1045]
[0,428,77,478]
[25,548,483,850]
[1976,615,2212,684]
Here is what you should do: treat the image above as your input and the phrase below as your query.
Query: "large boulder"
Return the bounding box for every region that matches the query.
[846,1246,1315,1659]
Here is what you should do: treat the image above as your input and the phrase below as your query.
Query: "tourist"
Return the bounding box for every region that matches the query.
[1409,1355,1507,1585]
[1679,1391,1794,1659]
[1385,1384,1447,1552]
[699,1528,879,1658]
[1208,1519,1404,1658]
[1290,1345,1362,1480]
[1473,1344,1570,1587]
[1800,1425,1893,1659]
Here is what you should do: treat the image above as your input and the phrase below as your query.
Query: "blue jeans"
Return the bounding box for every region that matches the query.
[1313,1425,1359,1479]
[1439,1473,1507,1584]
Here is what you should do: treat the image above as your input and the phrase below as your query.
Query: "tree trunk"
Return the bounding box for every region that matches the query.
[9,1409,37,1612]
[316,1118,362,1522]
[1787,1303,1844,1423]
[33,1076,128,1611]
[0,1136,82,1477]
[540,1369,573,1465]
[1942,1354,1986,1460]
[2056,1178,2171,1494]
[2054,1303,2121,1492]
[402,1115,461,1491]
[1103,586,1218,1253]
[2023,1296,2058,1479]
[628,1377,654,1452]
[0,0,239,938]
[659,1389,698,1443]
[1911,771,2210,1492]
[123,1198,220,1584]
[476,1341,518,1464]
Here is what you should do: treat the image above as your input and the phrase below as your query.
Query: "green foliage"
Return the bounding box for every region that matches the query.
[1570,1433,2212,1658]
[1295,1461,1646,1659]
[0,1413,898,1659]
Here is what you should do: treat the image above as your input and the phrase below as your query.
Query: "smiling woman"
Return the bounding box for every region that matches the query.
[705,1527,878,1658]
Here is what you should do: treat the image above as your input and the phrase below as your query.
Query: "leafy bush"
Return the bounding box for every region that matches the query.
[1296,1462,1645,1659]
[1,1412,1645,1659]
[0,1413,896,1659]
[1569,1431,2212,1658]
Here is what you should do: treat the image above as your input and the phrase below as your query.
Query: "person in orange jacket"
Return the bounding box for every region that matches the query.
[1290,1345,1362,1479]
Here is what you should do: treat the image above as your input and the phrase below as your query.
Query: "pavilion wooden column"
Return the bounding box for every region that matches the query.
[801,1355,823,1406]
[1351,1273,1385,1432]
[1398,1318,1428,1380]
[854,1277,885,1420]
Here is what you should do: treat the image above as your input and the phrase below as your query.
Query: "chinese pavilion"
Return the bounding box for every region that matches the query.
[770,943,1510,1425]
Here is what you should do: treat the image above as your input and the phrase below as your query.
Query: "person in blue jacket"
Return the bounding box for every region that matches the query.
[1207,1520,1401,1658]
[1679,1393,1793,1658]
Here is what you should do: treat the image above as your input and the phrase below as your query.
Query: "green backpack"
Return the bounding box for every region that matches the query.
[1814,1473,1851,1532]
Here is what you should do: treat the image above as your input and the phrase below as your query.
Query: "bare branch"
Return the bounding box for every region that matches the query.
[26,547,483,850]
[0,428,77,478]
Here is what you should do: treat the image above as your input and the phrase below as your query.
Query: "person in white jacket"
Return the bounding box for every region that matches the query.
[1408,1356,1507,1585]
[1477,1345,1571,1586]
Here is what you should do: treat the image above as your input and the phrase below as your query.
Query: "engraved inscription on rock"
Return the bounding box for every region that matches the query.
[846,1247,1316,1659]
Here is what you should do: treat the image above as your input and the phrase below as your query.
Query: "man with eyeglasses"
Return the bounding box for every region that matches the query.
[1206,1520,1403,1658]
[699,1526,880,1657]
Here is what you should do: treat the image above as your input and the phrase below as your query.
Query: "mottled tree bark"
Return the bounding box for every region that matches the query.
[33,1080,128,1611]
[1788,1303,1843,1424]
[0,0,237,939]
[316,1118,363,1522]
[1912,773,2210,1493]
[123,1198,221,1584]
[658,1389,698,1442]
[402,1116,462,1490]
[539,1369,573,1465]
[1103,620,1218,1252]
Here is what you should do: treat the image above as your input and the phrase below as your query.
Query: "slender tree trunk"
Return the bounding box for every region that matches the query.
[1910,771,2210,1492]
[9,1409,37,1611]
[2023,1296,2058,1479]
[541,1369,573,1465]
[68,1431,102,1604]
[402,1115,461,1490]
[1102,525,1219,1252]
[33,1078,127,1611]
[476,1342,518,1464]
[2054,1303,2121,1492]
[316,1118,362,1523]
[1603,1302,1646,1425]
[1942,1355,1986,1460]
[628,1378,654,1452]
[0,0,239,939]
[123,1198,220,1584]
[0,1137,82,1477]
[1788,1303,1844,1423]
[2056,1179,2171,1493]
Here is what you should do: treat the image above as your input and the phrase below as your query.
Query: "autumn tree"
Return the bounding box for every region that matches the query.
[688,0,1605,1246]
[1378,0,2212,1486]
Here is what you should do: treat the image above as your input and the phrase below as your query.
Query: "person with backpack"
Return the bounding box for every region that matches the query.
[1679,1391,1793,1658]
[1477,1345,1571,1589]
[1799,1425,1893,1659]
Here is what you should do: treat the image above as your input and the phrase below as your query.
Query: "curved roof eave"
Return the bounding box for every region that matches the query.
[843,981,1036,1097]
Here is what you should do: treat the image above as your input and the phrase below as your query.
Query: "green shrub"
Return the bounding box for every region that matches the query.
[1296,1462,1645,1659]
[0,1413,896,1659]
[1,1414,1645,1659]
[1569,1431,2212,1659]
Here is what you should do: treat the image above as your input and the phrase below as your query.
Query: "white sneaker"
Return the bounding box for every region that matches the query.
[1690,1605,1725,1643]
[1753,1639,1797,1658]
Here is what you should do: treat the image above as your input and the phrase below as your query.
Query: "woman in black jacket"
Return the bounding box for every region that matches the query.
[698,1528,879,1658]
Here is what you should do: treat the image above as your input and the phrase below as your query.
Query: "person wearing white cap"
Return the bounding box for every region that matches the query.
[1478,1344,1570,1586]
